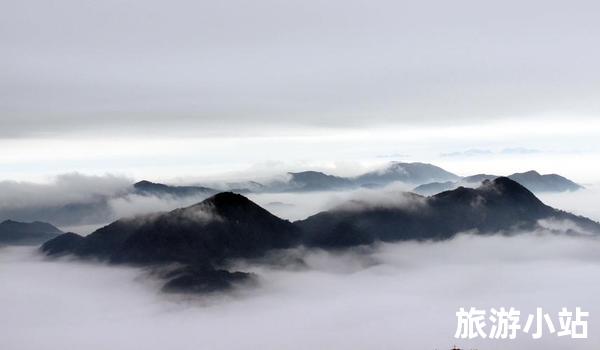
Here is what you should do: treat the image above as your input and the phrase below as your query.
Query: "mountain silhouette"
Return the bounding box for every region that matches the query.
[355,162,460,186]
[0,220,63,245]
[42,192,300,292]
[285,171,354,191]
[253,162,461,192]
[412,181,457,196]
[507,170,582,192]
[413,171,583,195]
[42,178,600,293]
[133,180,217,197]
[299,177,599,248]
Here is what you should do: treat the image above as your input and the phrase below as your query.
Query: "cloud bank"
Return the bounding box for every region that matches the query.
[0,173,131,209]
[0,173,214,232]
[1,230,599,350]
[2,0,600,138]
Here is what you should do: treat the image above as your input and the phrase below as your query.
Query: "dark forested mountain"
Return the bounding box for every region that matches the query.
[40,232,84,255]
[0,220,63,245]
[42,192,300,292]
[42,178,599,293]
[44,192,300,262]
[133,180,217,197]
[300,177,599,248]
[354,162,460,186]
[413,171,583,196]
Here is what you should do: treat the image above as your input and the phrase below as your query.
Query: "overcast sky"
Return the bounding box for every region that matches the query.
[1,0,599,181]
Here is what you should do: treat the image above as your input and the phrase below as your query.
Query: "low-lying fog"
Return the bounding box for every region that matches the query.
[2,173,598,232]
[55,184,600,234]
[1,231,599,350]
[251,184,600,222]
[537,185,600,222]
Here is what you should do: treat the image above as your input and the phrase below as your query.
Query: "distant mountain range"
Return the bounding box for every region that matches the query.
[133,163,582,194]
[0,220,62,245]
[0,199,113,227]
[508,171,583,192]
[285,171,355,191]
[413,170,583,196]
[0,162,584,228]
[42,177,599,293]
[353,162,460,186]
[263,162,460,192]
[127,162,464,194]
[133,180,216,197]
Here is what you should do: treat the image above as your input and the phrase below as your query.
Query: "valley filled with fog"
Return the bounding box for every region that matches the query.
[1,185,599,350]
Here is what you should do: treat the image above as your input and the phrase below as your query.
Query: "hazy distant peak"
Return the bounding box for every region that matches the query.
[133,180,216,197]
[507,171,583,192]
[284,171,353,192]
[0,219,62,232]
[414,170,583,196]
[288,170,348,181]
[356,161,459,185]
[435,177,543,206]
[0,219,63,246]
[516,170,541,176]
[288,170,327,176]
[462,174,498,183]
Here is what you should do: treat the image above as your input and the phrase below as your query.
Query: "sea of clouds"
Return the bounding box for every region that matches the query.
[1,176,599,349]
[1,230,599,350]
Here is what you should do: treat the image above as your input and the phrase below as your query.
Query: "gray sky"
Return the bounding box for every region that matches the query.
[1,0,600,180]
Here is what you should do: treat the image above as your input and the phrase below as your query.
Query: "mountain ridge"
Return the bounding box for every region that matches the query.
[413,170,583,195]
[0,220,63,245]
[41,177,600,293]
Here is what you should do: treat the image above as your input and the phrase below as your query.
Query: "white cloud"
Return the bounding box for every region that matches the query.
[0,173,131,209]
[2,231,600,349]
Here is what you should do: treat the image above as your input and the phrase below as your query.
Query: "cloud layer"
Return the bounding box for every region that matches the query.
[2,0,600,138]
[1,230,599,350]
[0,173,214,231]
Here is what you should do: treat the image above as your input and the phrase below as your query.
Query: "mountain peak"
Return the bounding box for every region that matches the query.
[298,175,593,249]
[134,180,154,186]
[356,162,459,185]
[200,192,254,208]
[288,170,326,176]
[520,170,541,176]
[194,192,287,224]
[285,171,353,191]
[508,171,582,192]
[486,176,531,191]
[479,176,543,204]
